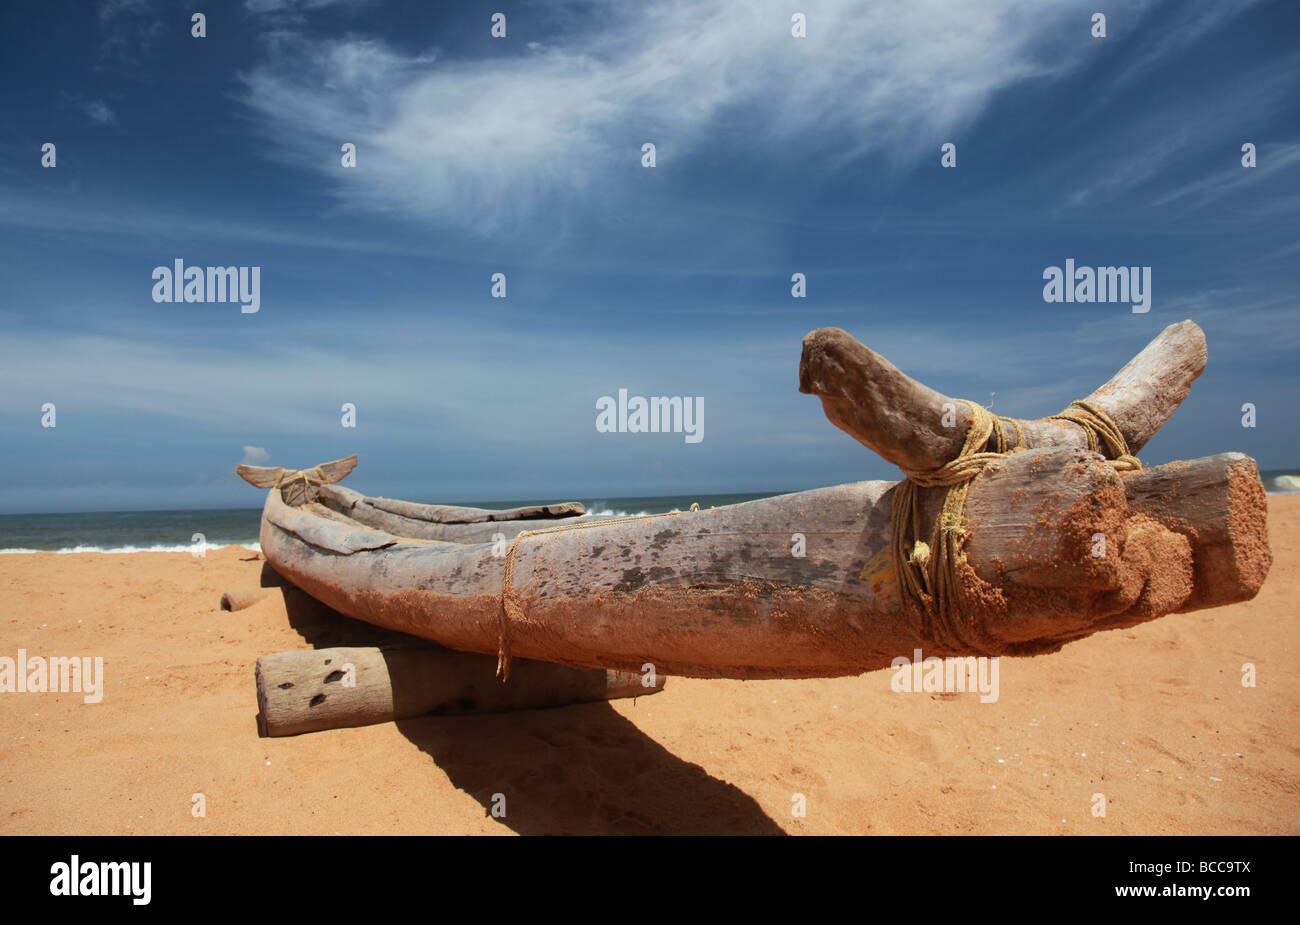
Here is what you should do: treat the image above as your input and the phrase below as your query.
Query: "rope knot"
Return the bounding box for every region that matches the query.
[1049,400,1141,472]
[273,466,328,505]
[886,398,1139,652]
[889,401,1003,649]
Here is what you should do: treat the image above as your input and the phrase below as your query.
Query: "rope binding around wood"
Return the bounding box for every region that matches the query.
[889,399,1141,650]
[274,466,327,504]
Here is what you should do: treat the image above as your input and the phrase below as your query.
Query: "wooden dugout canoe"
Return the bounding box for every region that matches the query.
[240,321,1271,681]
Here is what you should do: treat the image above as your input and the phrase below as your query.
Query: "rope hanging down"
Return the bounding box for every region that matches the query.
[497,503,700,680]
[890,399,1140,650]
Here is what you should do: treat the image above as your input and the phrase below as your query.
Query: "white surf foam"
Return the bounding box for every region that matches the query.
[1270,474,1300,494]
[0,543,261,555]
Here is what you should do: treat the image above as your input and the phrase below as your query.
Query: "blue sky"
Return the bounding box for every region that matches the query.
[1,0,1297,513]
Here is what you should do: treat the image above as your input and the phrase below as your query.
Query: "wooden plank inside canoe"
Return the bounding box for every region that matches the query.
[363,495,586,524]
[315,484,587,543]
[266,499,399,555]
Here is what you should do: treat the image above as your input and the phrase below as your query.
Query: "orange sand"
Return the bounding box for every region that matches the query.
[2,496,1298,835]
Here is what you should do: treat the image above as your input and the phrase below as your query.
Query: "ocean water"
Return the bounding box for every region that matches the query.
[0,492,780,554]
[1264,469,1300,495]
[2,474,1296,554]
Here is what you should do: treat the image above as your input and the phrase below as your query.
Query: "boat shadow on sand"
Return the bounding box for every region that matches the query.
[263,564,786,836]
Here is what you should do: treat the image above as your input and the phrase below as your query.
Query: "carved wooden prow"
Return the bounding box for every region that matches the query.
[796,319,1269,619]
[799,320,1207,472]
[237,454,358,505]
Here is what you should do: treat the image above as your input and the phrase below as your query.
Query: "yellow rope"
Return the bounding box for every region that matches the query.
[890,399,1139,649]
[497,506,696,680]
[273,466,326,503]
[1049,400,1141,472]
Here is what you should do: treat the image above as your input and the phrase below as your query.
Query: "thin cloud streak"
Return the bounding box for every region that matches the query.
[237,0,1101,235]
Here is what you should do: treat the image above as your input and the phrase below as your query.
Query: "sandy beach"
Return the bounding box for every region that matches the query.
[2,494,1297,836]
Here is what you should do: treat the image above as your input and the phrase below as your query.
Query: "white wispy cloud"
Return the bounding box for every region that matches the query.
[84,100,117,125]
[0,187,444,259]
[5,298,1286,456]
[240,445,271,465]
[1150,143,1300,212]
[1055,46,1298,214]
[236,0,1105,235]
[1107,0,1268,90]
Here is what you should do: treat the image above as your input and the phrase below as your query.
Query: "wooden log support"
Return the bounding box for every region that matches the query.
[255,645,665,737]
[220,587,273,611]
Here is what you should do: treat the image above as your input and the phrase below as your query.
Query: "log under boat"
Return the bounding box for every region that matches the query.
[239,321,1271,681]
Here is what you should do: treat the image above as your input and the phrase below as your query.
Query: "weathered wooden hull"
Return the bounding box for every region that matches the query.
[254,446,1270,680]
[246,322,1273,680]
[259,478,912,679]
